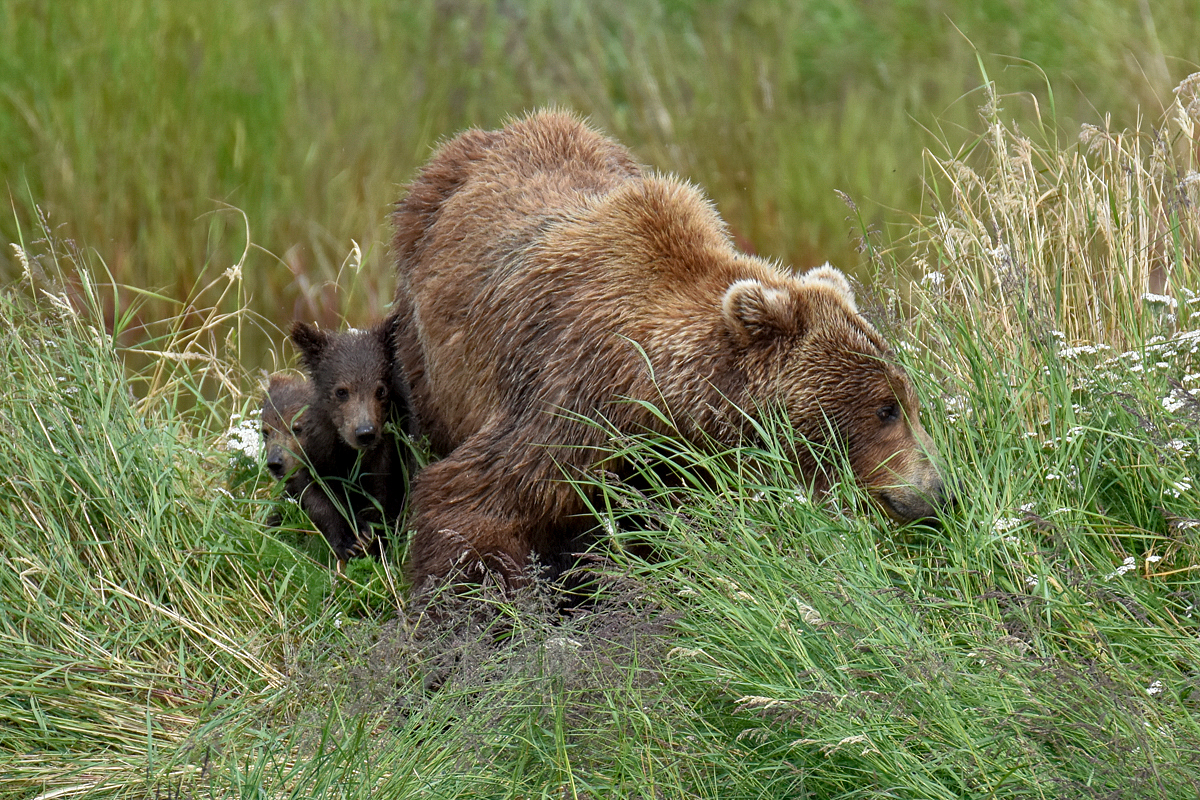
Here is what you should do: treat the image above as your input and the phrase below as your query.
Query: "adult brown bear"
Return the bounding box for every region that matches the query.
[392,110,946,589]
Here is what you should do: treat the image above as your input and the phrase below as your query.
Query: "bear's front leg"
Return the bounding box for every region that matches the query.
[404,434,552,591]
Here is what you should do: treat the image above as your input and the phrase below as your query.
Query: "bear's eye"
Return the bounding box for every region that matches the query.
[261,427,269,439]
[877,405,900,423]
[375,385,387,401]
[335,387,349,400]
[291,424,304,436]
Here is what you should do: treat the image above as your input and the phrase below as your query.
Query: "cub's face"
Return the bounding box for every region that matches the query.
[325,370,390,451]
[290,321,395,452]
[261,376,310,480]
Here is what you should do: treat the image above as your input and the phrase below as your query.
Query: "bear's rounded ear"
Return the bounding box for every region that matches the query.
[722,279,801,346]
[289,321,327,373]
[800,263,856,311]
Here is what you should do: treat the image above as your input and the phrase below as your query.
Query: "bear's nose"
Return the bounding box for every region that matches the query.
[354,424,378,448]
[942,486,957,510]
[266,452,285,478]
[932,476,957,511]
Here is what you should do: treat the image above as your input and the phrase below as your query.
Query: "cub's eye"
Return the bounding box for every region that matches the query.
[877,405,900,423]
[375,385,387,401]
[335,387,349,400]
[261,427,269,439]
[291,425,304,436]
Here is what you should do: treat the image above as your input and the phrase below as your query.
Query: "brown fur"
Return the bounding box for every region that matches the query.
[261,373,314,530]
[262,373,310,486]
[288,316,415,561]
[392,110,946,588]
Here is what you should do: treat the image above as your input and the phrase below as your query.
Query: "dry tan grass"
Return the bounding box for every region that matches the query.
[908,74,1200,356]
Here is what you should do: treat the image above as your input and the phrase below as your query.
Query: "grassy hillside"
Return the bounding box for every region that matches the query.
[2,71,1200,796]
[3,1,1199,370]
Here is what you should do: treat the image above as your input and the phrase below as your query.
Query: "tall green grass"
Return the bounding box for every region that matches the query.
[3,30,1200,800]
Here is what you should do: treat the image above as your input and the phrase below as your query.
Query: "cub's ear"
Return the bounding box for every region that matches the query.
[721,279,801,346]
[289,321,327,373]
[800,263,856,310]
[377,311,400,347]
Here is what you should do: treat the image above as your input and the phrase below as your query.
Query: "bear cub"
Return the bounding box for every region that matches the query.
[285,315,414,562]
[260,372,313,527]
[259,370,386,561]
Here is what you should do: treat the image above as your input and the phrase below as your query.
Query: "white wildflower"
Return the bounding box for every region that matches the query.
[783,490,810,506]
[1059,343,1112,359]
[1104,556,1138,580]
[1142,293,1178,309]
[1168,477,1192,498]
[1146,680,1165,697]
[1166,439,1193,456]
[1025,575,1039,589]
[994,517,1023,534]
[921,271,946,288]
[221,417,262,463]
[1163,395,1187,413]
[944,394,971,423]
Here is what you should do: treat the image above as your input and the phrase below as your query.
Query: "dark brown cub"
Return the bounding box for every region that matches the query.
[287,315,415,562]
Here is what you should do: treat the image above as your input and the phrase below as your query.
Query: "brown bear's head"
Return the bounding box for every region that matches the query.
[722,264,948,522]
[261,373,311,480]
[290,320,395,452]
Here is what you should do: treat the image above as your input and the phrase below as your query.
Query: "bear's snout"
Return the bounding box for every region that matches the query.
[353,422,378,449]
[266,448,287,479]
[877,474,951,524]
[858,421,951,524]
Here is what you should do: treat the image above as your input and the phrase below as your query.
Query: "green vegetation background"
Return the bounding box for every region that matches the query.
[3,0,1197,361]
[3,2,1200,798]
